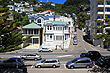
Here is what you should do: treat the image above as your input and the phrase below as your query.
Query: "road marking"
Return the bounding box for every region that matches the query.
[14,56,20,58]
[63,64,66,69]
[57,55,72,58]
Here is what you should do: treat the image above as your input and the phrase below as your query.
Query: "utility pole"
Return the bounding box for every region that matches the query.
[62,26,64,50]
[47,0,48,3]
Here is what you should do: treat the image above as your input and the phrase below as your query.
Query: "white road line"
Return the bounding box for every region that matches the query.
[57,55,72,58]
[14,56,20,58]
[63,64,66,69]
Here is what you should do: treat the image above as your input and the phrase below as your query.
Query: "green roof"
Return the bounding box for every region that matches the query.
[46,21,67,26]
[22,23,41,29]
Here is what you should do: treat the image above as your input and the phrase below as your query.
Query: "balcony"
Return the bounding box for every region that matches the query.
[98,5,104,8]
[105,5,110,7]
[97,12,104,15]
[105,12,110,14]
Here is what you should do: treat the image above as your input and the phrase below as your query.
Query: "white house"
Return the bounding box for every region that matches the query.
[7,5,15,10]
[22,23,42,49]
[15,7,25,13]
[25,6,34,13]
[14,2,24,7]
[28,15,49,27]
[42,21,71,49]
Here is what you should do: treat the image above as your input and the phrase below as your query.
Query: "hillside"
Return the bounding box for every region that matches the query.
[64,0,90,6]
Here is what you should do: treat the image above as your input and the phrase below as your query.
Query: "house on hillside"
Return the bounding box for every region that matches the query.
[25,6,34,13]
[29,15,49,27]
[7,5,15,10]
[22,23,42,49]
[15,7,25,13]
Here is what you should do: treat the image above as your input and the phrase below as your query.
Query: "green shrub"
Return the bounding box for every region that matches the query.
[23,43,30,48]
[14,46,21,50]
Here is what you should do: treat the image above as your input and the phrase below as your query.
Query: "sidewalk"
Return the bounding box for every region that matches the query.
[82,31,109,52]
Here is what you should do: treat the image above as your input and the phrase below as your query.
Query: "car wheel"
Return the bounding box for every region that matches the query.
[34,58,38,61]
[52,65,56,68]
[21,57,25,60]
[86,65,90,69]
[70,65,74,69]
[49,50,51,52]
[37,65,41,68]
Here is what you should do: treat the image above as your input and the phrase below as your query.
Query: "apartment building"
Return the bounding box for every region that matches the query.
[90,0,110,47]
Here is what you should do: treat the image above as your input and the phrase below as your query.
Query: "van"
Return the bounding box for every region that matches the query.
[66,58,92,69]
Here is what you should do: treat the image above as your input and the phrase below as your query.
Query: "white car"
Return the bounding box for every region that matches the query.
[38,48,53,52]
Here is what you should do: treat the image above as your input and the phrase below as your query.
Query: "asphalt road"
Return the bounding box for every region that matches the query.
[0,29,110,73]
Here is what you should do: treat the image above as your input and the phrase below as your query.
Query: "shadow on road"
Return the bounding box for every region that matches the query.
[83,35,93,45]
[0,67,27,73]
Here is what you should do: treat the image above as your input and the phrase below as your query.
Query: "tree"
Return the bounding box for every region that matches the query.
[0,4,31,52]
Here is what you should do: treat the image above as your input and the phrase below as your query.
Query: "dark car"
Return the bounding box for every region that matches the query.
[80,51,101,61]
[95,56,110,68]
[0,58,24,68]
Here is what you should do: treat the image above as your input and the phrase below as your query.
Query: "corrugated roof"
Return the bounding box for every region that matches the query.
[22,23,41,29]
[46,21,67,26]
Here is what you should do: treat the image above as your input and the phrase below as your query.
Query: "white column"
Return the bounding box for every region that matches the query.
[33,29,34,35]
[39,38,40,49]
[32,38,33,49]
[39,29,40,35]
[27,29,29,35]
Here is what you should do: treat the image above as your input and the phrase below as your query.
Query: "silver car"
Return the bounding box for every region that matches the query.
[20,53,42,60]
[35,58,60,68]
[66,58,92,69]
[38,48,53,52]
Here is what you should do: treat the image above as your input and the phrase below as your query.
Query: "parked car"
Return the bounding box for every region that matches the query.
[73,36,77,45]
[80,51,101,61]
[35,58,60,68]
[38,48,53,52]
[20,53,42,60]
[66,57,92,69]
[95,56,110,69]
[0,58,24,68]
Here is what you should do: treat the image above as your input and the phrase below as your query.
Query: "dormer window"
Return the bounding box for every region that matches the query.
[38,19,41,23]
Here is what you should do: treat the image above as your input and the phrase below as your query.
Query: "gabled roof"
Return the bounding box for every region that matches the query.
[22,23,41,29]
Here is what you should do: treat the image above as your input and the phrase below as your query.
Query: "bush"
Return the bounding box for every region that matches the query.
[14,46,21,50]
[23,43,30,48]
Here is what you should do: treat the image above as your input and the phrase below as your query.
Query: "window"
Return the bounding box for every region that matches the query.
[56,36,63,40]
[47,26,49,30]
[47,26,52,30]
[97,30,100,33]
[53,27,55,30]
[50,35,52,39]
[38,19,41,23]
[46,35,53,41]
[45,61,49,63]
[49,60,57,63]
[50,26,52,30]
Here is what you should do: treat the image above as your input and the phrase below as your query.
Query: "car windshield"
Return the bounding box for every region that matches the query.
[41,59,45,63]
[72,59,77,63]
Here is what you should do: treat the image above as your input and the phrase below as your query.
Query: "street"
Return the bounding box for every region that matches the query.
[0,29,110,73]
